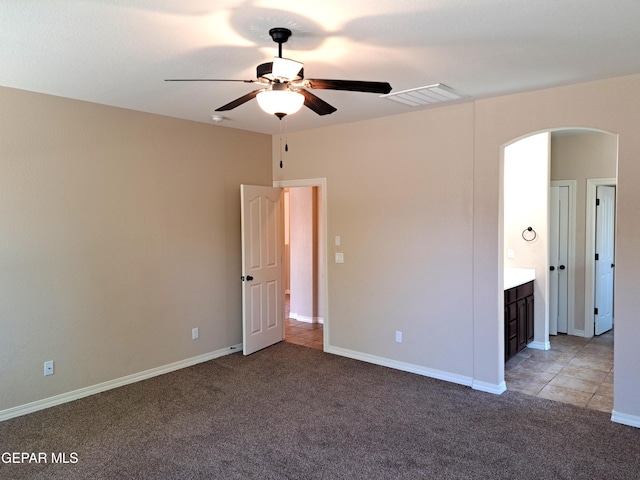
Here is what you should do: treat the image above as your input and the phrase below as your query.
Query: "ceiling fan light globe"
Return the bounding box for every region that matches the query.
[256,89,304,116]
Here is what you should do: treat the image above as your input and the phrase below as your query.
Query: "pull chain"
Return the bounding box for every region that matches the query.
[278,115,290,168]
[284,116,289,153]
[279,118,283,168]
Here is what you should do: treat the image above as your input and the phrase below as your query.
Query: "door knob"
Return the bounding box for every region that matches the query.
[246,275,254,281]
[550,266,555,271]
[559,265,566,270]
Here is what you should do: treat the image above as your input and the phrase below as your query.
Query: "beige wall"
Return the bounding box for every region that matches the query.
[275,74,640,424]
[274,104,476,378]
[0,86,271,411]
[551,131,618,333]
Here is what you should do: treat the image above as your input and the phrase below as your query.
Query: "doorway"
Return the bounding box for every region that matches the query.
[502,129,618,407]
[274,178,328,351]
[283,186,323,350]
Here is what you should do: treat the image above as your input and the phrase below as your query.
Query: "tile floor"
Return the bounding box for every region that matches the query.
[285,317,323,350]
[284,295,323,350]
[505,330,614,412]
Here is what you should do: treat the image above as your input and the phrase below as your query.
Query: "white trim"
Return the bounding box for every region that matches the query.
[584,178,616,338]
[473,380,507,395]
[273,178,327,189]
[550,180,577,335]
[326,345,474,388]
[528,340,551,350]
[290,313,324,324]
[274,178,329,352]
[0,344,242,423]
[611,410,640,429]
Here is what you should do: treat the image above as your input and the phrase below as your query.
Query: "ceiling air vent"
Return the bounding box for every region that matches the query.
[380,83,464,107]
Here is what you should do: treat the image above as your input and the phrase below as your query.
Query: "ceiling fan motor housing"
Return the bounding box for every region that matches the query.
[257,62,304,82]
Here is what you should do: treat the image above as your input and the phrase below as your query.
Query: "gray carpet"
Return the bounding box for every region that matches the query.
[1,342,639,479]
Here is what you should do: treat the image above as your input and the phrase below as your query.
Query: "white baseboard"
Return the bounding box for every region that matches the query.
[528,340,551,350]
[0,343,242,423]
[473,380,507,395]
[611,410,640,429]
[570,329,585,337]
[325,345,474,388]
[290,313,324,324]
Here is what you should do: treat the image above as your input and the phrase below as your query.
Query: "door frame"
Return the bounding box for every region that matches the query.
[585,177,617,338]
[273,178,329,350]
[550,180,577,335]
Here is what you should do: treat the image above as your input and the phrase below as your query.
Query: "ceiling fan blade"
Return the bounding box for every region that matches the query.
[305,79,392,94]
[215,89,263,111]
[165,79,255,83]
[298,89,337,116]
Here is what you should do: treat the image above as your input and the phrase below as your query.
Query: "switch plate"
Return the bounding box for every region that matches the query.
[192,327,199,340]
[44,360,54,376]
[335,252,344,263]
[507,248,515,259]
[395,331,403,343]
[335,235,341,246]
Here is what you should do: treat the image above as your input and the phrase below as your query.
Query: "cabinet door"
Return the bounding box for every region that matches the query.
[516,298,527,352]
[526,294,535,343]
[505,301,518,360]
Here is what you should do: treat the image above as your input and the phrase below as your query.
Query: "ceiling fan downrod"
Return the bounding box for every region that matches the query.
[269,27,292,58]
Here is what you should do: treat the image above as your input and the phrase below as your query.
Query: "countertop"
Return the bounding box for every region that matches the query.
[504,267,536,290]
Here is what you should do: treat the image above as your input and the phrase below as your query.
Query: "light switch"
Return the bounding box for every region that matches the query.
[335,235,341,246]
[335,252,344,263]
[507,248,515,259]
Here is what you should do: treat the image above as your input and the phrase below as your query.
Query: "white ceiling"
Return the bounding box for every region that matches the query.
[2,0,640,135]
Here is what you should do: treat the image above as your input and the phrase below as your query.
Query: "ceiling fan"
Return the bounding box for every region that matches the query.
[165,27,392,119]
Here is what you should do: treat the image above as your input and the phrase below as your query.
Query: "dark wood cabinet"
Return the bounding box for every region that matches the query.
[504,281,534,361]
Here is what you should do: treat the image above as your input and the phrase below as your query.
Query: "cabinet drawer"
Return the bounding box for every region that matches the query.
[505,287,516,305]
[516,281,533,300]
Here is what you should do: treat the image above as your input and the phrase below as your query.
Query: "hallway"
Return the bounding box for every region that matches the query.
[505,331,614,412]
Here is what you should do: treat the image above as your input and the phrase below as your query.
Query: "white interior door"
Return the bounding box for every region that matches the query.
[549,186,559,335]
[241,185,284,355]
[595,185,615,335]
[549,185,569,334]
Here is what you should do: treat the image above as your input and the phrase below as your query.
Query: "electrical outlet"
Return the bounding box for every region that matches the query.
[192,327,199,340]
[335,252,344,263]
[395,331,403,343]
[44,360,54,376]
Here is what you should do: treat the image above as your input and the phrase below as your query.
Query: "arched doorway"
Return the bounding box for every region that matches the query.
[501,128,617,411]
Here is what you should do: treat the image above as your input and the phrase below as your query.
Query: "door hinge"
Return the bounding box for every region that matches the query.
[594,307,599,315]
[595,253,599,261]
[596,198,600,206]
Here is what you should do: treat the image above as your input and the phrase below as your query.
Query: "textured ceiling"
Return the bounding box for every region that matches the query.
[2,1,640,134]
